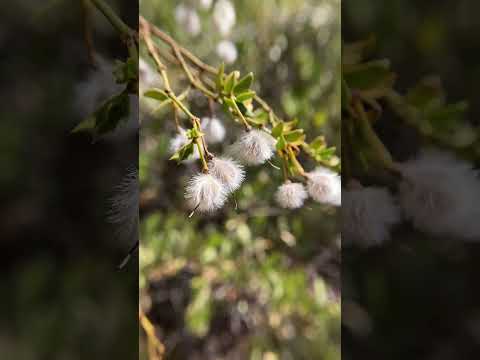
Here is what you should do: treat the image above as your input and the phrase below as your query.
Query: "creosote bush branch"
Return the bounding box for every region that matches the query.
[139,16,340,214]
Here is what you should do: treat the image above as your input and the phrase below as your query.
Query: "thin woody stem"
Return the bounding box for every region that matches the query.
[170,44,217,99]
[139,308,165,359]
[90,0,133,37]
[82,0,96,66]
[230,95,252,131]
[287,147,306,177]
[141,16,284,123]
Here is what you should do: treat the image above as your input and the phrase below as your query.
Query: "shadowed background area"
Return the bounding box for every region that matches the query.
[343,1,480,359]
[0,1,138,358]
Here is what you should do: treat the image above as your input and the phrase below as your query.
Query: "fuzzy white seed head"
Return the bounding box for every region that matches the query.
[175,4,201,36]
[106,168,139,240]
[208,157,245,193]
[201,117,226,144]
[343,186,401,248]
[185,173,227,212]
[275,182,308,209]
[139,58,162,89]
[228,129,276,165]
[398,149,480,240]
[216,40,238,64]
[169,128,200,163]
[74,56,123,117]
[198,0,213,10]
[307,167,341,206]
[213,0,236,36]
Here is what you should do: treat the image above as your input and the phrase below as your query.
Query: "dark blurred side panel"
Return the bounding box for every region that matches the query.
[0,1,138,358]
[343,1,480,359]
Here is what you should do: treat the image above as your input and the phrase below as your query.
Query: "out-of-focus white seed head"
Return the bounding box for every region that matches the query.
[139,58,162,89]
[275,182,308,209]
[307,167,341,206]
[398,149,480,240]
[213,0,236,36]
[198,0,213,10]
[185,173,227,212]
[216,40,238,64]
[201,117,226,144]
[74,56,123,117]
[343,186,401,248]
[106,168,139,240]
[169,127,200,163]
[208,157,245,193]
[175,4,201,36]
[228,129,276,166]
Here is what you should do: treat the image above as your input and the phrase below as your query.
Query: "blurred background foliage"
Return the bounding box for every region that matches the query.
[0,1,138,358]
[139,0,340,359]
[343,1,480,359]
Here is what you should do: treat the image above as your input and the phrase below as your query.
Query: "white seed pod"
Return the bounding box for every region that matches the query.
[201,117,226,144]
[398,149,480,240]
[307,167,341,206]
[185,173,227,212]
[169,128,200,163]
[213,0,236,36]
[208,157,245,193]
[106,168,139,240]
[343,186,401,248]
[216,40,238,64]
[228,129,276,165]
[275,182,308,209]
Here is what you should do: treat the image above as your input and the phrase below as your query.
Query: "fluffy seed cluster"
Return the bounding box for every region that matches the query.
[213,0,236,36]
[106,168,139,240]
[185,173,227,212]
[275,182,308,209]
[228,129,276,165]
[208,157,245,193]
[216,40,238,64]
[307,167,341,206]
[398,149,480,240]
[201,117,226,144]
[169,127,200,162]
[343,186,401,248]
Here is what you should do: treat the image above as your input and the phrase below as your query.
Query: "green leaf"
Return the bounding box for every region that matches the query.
[250,110,269,125]
[344,59,394,92]
[223,97,236,109]
[71,115,96,133]
[271,123,284,138]
[233,72,254,94]
[170,142,195,162]
[224,72,236,94]
[276,135,286,151]
[144,88,169,101]
[113,57,138,84]
[235,90,256,102]
[284,129,305,143]
[71,90,131,141]
[94,91,130,136]
[427,101,468,131]
[406,77,444,109]
[310,136,326,150]
[216,62,225,91]
[186,127,204,139]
